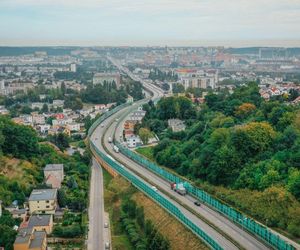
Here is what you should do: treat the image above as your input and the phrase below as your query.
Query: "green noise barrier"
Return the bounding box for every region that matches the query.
[90,141,223,250]
[88,102,223,250]
[115,141,296,250]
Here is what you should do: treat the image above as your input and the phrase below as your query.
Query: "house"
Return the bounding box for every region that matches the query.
[52,99,64,108]
[45,174,62,189]
[292,96,300,105]
[28,189,58,214]
[127,95,134,103]
[127,136,142,148]
[11,208,28,221]
[37,124,50,134]
[124,120,136,131]
[14,228,47,250]
[32,114,45,125]
[94,104,106,111]
[66,122,81,132]
[31,102,44,110]
[44,164,64,183]
[168,119,186,132]
[129,110,146,122]
[27,214,53,234]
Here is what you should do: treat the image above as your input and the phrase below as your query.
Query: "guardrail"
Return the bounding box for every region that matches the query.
[88,103,223,250]
[114,142,296,250]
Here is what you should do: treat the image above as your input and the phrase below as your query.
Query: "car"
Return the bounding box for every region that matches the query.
[115,118,119,122]
[105,242,110,249]
[194,201,201,206]
[104,222,109,228]
[101,124,104,128]
[151,186,158,192]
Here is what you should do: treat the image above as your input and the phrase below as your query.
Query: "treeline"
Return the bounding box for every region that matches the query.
[121,199,170,250]
[141,83,300,237]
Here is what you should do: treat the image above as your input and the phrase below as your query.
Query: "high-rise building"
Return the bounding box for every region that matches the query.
[70,63,77,72]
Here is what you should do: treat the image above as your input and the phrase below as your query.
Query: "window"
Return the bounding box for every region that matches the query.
[46,205,50,208]
[46,200,50,203]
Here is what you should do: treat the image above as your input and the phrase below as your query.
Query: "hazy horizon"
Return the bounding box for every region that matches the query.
[1,0,300,47]
[1,39,300,48]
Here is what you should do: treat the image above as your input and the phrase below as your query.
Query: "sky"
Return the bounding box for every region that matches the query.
[1,0,300,47]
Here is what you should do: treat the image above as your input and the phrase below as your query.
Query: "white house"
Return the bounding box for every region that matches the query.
[66,122,81,132]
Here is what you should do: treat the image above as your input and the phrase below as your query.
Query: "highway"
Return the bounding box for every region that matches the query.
[87,157,108,250]
[89,58,299,250]
[90,105,239,250]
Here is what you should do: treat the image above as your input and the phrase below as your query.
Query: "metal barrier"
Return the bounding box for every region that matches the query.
[90,141,223,250]
[115,142,296,250]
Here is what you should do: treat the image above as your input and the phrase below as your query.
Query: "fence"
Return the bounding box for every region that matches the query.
[114,141,296,250]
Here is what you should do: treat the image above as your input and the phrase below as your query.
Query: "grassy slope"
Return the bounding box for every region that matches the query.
[102,169,207,250]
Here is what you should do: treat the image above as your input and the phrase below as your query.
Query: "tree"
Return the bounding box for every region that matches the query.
[0,224,17,250]
[288,169,300,200]
[138,128,152,145]
[235,103,256,118]
[41,103,49,113]
[232,122,276,157]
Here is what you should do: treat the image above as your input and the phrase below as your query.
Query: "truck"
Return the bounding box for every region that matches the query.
[108,137,113,143]
[113,145,119,153]
[171,182,186,195]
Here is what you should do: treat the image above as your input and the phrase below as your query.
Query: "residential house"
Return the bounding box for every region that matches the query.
[28,189,58,214]
[129,110,146,122]
[168,119,186,132]
[11,208,28,221]
[27,214,53,234]
[66,122,81,132]
[52,99,64,109]
[37,124,50,134]
[32,114,45,125]
[14,228,47,250]
[44,164,64,184]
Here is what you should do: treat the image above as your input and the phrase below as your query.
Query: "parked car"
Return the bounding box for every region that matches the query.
[104,222,109,228]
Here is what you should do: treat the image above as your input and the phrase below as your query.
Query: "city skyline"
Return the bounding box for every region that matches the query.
[1,0,300,47]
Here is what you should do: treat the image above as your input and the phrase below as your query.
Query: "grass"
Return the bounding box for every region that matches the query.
[102,168,207,250]
[133,192,208,250]
[102,169,135,250]
[135,146,155,161]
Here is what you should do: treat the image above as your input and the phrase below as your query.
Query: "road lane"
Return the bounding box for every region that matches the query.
[87,157,106,250]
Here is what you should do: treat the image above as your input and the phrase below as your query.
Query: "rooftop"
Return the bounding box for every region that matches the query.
[29,189,57,201]
[28,214,52,227]
[44,164,63,172]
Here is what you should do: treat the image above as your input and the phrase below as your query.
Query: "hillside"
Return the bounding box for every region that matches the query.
[138,83,300,239]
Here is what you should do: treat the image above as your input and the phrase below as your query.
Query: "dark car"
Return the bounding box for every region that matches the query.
[194,201,201,206]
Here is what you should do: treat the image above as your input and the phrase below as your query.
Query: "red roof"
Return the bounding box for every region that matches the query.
[55,113,64,119]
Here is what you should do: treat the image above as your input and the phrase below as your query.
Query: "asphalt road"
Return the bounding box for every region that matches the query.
[87,157,106,250]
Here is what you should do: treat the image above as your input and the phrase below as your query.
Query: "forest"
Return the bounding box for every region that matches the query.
[140,83,300,237]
